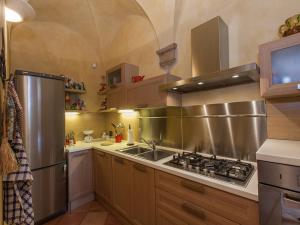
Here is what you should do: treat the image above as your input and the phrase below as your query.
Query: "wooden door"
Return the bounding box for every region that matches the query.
[259,32,300,98]
[131,163,155,225]
[93,150,112,203]
[68,150,93,202]
[112,156,132,219]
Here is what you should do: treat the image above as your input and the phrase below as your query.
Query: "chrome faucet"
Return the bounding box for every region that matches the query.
[140,137,157,151]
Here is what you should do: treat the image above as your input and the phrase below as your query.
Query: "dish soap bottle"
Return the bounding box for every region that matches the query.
[127,124,134,146]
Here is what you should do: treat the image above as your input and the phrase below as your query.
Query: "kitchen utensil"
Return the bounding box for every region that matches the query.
[83,130,94,143]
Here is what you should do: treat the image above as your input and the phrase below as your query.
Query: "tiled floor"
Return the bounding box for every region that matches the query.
[45,201,123,225]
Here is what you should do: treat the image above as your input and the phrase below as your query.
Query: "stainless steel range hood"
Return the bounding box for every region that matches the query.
[160,17,260,93]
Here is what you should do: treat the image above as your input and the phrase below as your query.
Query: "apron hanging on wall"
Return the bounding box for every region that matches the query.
[2,81,34,225]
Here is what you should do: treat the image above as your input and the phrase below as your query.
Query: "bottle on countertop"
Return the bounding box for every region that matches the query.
[127,124,134,146]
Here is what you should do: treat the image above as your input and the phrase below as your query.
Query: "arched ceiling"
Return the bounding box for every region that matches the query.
[10,0,162,76]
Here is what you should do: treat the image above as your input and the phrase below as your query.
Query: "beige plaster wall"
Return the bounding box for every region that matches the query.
[176,0,300,78]
[138,0,300,79]
[65,112,106,140]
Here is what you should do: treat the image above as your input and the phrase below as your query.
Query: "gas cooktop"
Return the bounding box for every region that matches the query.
[164,152,254,186]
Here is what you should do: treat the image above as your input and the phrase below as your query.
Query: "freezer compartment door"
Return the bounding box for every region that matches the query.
[15,74,65,169]
[259,183,300,225]
[32,163,67,223]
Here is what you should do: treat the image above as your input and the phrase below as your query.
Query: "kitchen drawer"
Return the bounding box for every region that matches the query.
[155,171,259,225]
[156,189,238,225]
[157,207,188,225]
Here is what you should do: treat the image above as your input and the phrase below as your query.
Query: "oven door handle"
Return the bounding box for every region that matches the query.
[283,194,300,208]
[282,193,300,223]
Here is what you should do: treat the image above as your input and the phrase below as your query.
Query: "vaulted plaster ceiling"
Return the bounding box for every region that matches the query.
[10,0,161,75]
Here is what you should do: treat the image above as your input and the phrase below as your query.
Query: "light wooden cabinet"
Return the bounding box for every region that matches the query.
[68,150,93,210]
[112,156,132,219]
[157,208,188,225]
[106,74,181,109]
[131,163,155,225]
[259,32,300,98]
[93,150,112,203]
[106,86,127,109]
[126,74,181,108]
[155,171,259,225]
[156,189,238,225]
[90,150,257,225]
[106,63,139,88]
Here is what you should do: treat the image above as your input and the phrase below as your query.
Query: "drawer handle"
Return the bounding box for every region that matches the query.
[97,152,105,157]
[114,157,124,164]
[181,180,205,194]
[133,163,146,173]
[72,151,88,157]
[283,193,300,208]
[182,202,206,220]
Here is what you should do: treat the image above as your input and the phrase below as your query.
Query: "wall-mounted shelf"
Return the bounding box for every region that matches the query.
[65,88,86,94]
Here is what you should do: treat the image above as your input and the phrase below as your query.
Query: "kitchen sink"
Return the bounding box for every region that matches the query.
[118,147,151,155]
[138,150,174,162]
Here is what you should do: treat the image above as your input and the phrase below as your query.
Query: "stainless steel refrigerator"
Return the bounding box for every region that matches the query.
[14,70,67,223]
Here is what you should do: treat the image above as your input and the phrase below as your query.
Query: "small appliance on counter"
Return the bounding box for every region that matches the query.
[83,130,94,143]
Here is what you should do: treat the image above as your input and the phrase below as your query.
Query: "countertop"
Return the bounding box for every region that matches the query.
[66,141,259,201]
[256,139,300,166]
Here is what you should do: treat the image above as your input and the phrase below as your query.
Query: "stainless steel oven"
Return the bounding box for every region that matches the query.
[258,161,300,225]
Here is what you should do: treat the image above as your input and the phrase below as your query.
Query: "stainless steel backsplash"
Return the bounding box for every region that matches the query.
[138,101,267,161]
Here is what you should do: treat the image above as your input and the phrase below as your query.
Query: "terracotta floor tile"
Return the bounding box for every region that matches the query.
[44,215,64,225]
[89,201,106,212]
[105,214,123,225]
[56,212,86,225]
[81,212,108,225]
[73,202,92,213]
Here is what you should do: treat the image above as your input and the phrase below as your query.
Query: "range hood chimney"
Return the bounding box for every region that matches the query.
[192,16,229,76]
[160,16,260,93]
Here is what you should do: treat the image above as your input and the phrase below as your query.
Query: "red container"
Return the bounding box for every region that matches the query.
[132,75,145,83]
[115,134,123,143]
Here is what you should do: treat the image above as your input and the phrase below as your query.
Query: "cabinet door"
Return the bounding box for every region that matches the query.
[157,208,188,225]
[93,150,112,203]
[131,163,155,225]
[156,189,239,225]
[260,32,300,98]
[106,87,127,109]
[112,156,132,219]
[68,150,93,202]
[127,76,167,107]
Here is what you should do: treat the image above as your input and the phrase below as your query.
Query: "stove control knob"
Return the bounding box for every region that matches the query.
[203,168,208,175]
[195,166,200,173]
[182,161,187,168]
[210,171,215,177]
[188,165,193,171]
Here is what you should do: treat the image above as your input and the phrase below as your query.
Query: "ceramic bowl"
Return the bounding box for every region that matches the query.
[83,130,94,135]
